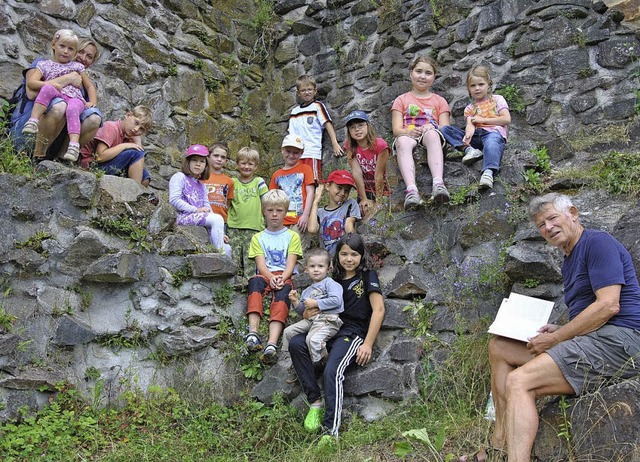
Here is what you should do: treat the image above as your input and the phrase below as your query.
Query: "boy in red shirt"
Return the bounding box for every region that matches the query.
[79,105,153,185]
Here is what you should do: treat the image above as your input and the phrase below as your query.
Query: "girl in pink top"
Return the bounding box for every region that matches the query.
[391,55,451,209]
[22,29,98,163]
[343,110,390,216]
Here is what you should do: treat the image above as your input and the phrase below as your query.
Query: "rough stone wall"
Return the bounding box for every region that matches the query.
[1,0,640,458]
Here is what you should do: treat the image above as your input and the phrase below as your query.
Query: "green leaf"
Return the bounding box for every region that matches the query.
[393,440,413,457]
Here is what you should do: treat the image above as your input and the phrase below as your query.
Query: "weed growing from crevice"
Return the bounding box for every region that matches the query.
[595,151,640,196]
[171,263,192,288]
[0,306,18,332]
[0,120,34,177]
[91,215,152,251]
[13,230,52,255]
[495,83,525,114]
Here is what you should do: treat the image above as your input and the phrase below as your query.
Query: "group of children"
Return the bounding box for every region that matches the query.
[166,59,512,439]
[16,34,512,439]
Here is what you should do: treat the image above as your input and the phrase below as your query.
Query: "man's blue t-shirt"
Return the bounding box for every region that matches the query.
[562,229,640,329]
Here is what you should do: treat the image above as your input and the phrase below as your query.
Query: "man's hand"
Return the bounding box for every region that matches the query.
[527,331,560,356]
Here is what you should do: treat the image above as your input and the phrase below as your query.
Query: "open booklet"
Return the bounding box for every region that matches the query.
[487,292,555,342]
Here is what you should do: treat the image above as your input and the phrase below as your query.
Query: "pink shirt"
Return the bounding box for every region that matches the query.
[391,92,450,129]
[80,120,130,168]
[351,137,390,195]
[36,60,85,100]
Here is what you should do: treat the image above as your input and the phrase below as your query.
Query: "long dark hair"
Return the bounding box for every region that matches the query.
[332,233,372,280]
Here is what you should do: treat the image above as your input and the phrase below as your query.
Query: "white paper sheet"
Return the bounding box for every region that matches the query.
[488,292,555,342]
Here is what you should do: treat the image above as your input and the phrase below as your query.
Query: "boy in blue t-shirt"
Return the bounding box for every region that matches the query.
[308,170,361,256]
[245,189,303,365]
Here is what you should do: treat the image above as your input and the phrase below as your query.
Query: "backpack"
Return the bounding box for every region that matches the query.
[1,80,30,124]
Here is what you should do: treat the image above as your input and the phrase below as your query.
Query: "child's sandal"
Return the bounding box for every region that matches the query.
[245,332,263,353]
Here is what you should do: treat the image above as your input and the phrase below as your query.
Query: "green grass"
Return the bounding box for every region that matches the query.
[0,328,494,461]
[595,151,640,196]
[0,121,35,177]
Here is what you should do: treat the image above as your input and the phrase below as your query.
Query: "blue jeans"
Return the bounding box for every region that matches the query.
[440,126,505,172]
[98,148,150,182]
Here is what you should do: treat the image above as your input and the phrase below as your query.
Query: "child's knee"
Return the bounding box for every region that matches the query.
[269,300,289,324]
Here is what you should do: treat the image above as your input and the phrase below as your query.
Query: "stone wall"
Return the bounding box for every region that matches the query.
[1,0,640,458]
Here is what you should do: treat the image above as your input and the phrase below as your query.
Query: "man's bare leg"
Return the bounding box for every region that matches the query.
[504,353,574,462]
[488,336,533,450]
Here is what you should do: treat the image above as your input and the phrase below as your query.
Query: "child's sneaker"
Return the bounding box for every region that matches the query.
[62,144,80,162]
[403,190,424,210]
[432,183,450,203]
[259,342,278,365]
[22,119,39,135]
[304,406,324,432]
[318,433,338,449]
[245,332,263,353]
[462,147,483,165]
[479,170,494,190]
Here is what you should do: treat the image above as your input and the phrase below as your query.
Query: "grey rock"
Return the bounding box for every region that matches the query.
[596,38,640,68]
[0,367,66,391]
[155,326,218,356]
[99,175,150,203]
[458,210,515,250]
[187,254,236,278]
[39,0,76,19]
[388,337,421,362]
[83,251,142,283]
[386,264,434,299]
[251,359,300,404]
[147,203,177,235]
[381,299,413,329]
[504,242,562,283]
[344,362,405,400]
[53,315,96,346]
[534,379,640,461]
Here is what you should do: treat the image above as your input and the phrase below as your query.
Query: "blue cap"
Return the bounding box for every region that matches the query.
[345,110,369,124]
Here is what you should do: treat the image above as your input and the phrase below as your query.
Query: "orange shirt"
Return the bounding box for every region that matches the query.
[202,173,234,222]
[269,162,315,226]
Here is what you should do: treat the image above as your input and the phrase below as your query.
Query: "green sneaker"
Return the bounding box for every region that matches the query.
[317,434,337,449]
[304,406,324,432]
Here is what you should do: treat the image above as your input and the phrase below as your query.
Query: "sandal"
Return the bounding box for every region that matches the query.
[459,447,506,462]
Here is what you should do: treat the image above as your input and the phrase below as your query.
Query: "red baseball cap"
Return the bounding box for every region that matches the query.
[325,170,355,187]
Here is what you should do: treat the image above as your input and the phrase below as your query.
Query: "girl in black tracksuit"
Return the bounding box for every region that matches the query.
[289,233,385,436]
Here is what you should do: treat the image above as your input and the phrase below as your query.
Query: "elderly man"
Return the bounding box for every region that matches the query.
[484,193,640,462]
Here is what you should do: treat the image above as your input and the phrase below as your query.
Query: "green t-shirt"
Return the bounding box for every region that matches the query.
[228,177,268,231]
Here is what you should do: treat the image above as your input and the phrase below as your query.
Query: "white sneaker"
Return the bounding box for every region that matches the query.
[432,183,450,203]
[462,147,483,166]
[404,190,424,210]
[479,170,494,190]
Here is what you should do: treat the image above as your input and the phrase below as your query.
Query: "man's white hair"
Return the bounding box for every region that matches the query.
[528,193,574,221]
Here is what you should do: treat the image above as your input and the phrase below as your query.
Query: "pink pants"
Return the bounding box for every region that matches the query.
[34,84,84,135]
